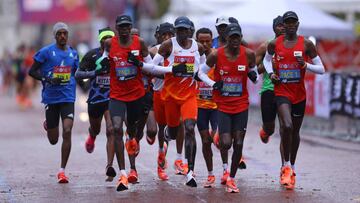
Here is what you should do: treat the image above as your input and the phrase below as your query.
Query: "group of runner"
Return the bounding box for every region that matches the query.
[29,11,325,193]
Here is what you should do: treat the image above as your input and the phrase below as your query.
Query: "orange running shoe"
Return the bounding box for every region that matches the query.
[174,159,184,175]
[125,138,139,156]
[204,175,215,188]
[221,170,230,185]
[85,135,95,153]
[238,156,246,169]
[213,132,220,149]
[182,163,189,175]
[158,151,167,169]
[285,171,296,190]
[225,179,239,193]
[259,127,270,144]
[280,166,293,187]
[57,172,69,184]
[128,169,138,184]
[157,167,169,181]
[116,175,129,191]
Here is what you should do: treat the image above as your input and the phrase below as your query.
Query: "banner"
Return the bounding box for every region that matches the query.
[314,73,330,118]
[19,0,90,23]
[329,73,346,116]
[305,74,315,116]
[352,75,360,118]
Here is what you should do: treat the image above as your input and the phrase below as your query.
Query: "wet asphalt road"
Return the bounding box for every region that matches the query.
[0,92,360,203]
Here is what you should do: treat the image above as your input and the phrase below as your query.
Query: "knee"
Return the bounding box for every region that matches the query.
[282,121,293,134]
[113,126,123,137]
[62,127,72,138]
[202,136,212,146]
[106,126,114,137]
[220,136,232,150]
[233,138,244,150]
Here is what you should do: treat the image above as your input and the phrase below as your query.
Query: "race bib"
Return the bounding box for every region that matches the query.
[221,76,242,97]
[279,69,301,83]
[53,66,71,84]
[96,75,110,87]
[174,56,195,77]
[115,66,137,81]
[199,82,213,100]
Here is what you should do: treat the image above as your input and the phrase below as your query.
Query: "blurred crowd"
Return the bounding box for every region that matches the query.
[0,44,37,109]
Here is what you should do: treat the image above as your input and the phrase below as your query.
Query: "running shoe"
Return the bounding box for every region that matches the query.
[146,135,156,145]
[286,171,296,190]
[181,163,189,175]
[116,175,129,191]
[105,166,116,182]
[225,179,239,193]
[280,166,293,187]
[128,169,138,184]
[185,172,197,187]
[213,132,220,149]
[57,171,69,184]
[174,159,184,175]
[158,150,167,169]
[204,175,215,188]
[259,127,270,143]
[238,156,246,169]
[221,170,230,185]
[157,167,169,181]
[125,138,139,156]
[43,120,47,131]
[85,135,95,153]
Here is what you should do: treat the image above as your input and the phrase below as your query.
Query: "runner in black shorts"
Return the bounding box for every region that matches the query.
[75,27,116,181]
[256,16,284,144]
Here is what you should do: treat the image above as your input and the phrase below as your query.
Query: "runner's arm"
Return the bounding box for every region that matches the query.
[75,51,95,79]
[198,50,217,87]
[246,49,259,83]
[255,42,268,74]
[28,60,43,81]
[263,40,276,75]
[304,39,325,74]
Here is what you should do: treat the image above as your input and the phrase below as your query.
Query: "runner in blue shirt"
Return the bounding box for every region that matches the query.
[75,27,117,182]
[29,22,78,184]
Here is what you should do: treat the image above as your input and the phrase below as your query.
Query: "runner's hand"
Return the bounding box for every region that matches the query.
[127,52,143,67]
[296,56,306,68]
[172,62,187,76]
[247,70,258,83]
[42,77,63,85]
[194,72,202,81]
[95,56,110,75]
[212,80,223,90]
[269,73,280,84]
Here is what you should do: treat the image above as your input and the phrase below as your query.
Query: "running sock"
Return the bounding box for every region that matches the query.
[291,165,295,171]
[208,171,213,176]
[59,168,65,173]
[176,153,182,160]
[183,159,188,164]
[223,163,228,171]
[284,161,290,167]
[120,170,127,177]
[159,147,165,153]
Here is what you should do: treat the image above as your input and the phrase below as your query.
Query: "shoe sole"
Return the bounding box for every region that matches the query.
[58,179,69,184]
[106,166,116,178]
[116,183,128,191]
[158,175,169,181]
[226,187,239,193]
[203,183,215,188]
[185,178,197,187]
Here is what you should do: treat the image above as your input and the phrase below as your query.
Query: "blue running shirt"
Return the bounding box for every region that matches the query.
[34,43,79,104]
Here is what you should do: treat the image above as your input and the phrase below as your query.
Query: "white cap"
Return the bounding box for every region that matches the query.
[215,16,230,26]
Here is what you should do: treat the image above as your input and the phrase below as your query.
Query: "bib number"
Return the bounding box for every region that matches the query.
[53,66,71,84]
[279,69,300,83]
[115,66,137,81]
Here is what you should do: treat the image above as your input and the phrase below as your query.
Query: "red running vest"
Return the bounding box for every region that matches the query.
[274,35,308,104]
[109,35,145,102]
[213,46,249,114]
